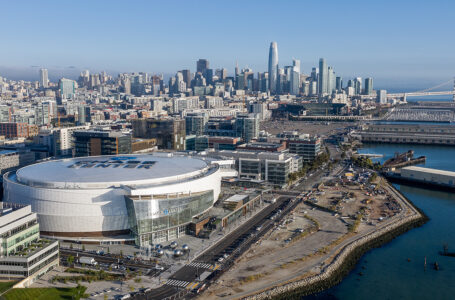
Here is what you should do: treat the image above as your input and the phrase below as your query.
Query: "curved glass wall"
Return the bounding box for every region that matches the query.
[125,190,214,245]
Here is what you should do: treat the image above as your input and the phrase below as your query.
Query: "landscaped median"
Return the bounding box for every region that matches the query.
[3,284,87,300]
[51,267,124,284]
[241,185,428,300]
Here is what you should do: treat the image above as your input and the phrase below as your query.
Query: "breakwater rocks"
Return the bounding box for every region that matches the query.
[242,187,428,300]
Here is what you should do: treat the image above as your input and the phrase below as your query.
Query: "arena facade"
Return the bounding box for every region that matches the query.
[3,153,232,246]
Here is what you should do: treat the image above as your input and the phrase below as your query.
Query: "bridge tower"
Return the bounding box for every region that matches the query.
[453,77,455,102]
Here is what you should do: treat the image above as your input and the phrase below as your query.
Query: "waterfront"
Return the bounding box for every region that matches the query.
[309,143,455,300]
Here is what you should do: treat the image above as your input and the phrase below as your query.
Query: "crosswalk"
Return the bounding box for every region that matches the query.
[188,262,213,269]
[165,279,190,288]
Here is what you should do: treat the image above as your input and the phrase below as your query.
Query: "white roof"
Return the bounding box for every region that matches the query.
[15,154,210,189]
[402,166,455,177]
[224,194,249,203]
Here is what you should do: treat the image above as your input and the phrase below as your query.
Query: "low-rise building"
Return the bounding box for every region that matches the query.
[0,203,59,287]
[74,130,132,157]
[286,137,322,162]
[208,150,302,187]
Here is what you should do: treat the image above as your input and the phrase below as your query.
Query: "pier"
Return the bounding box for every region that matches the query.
[356,153,384,158]
[360,124,455,146]
[383,150,426,170]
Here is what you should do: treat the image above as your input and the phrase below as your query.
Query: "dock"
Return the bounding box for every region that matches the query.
[385,166,455,192]
[360,124,455,146]
[383,150,426,170]
[356,153,384,158]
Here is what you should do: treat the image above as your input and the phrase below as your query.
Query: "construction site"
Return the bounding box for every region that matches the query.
[203,170,407,299]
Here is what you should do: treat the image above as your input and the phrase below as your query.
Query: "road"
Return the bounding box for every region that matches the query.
[226,176,421,299]
[60,249,167,275]
[138,195,297,299]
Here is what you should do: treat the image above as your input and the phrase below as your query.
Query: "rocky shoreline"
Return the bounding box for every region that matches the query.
[242,185,428,300]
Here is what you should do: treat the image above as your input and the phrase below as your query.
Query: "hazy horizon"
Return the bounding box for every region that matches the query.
[1,0,454,91]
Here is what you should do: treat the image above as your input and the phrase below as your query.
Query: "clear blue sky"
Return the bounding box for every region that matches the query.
[1,0,454,88]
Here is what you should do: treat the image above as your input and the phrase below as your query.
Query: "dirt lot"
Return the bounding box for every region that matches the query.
[315,176,402,224]
[202,174,403,299]
[202,202,348,299]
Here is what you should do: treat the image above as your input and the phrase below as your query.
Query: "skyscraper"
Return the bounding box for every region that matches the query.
[59,78,76,99]
[336,76,343,91]
[292,59,301,74]
[196,59,209,74]
[318,58,328,95]
[181,69,192,88]
[39,68,49,88]
[268,42,279,94]
[328,66,335,93]
[290,59,301,95]
[364,78,373,95]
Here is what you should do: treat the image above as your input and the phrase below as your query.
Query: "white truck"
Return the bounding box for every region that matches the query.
[79,256,98,266]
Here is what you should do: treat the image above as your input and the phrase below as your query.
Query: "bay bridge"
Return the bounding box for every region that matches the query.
[386,78,455,101]
[360,78,455,101]
[378,79,455,122]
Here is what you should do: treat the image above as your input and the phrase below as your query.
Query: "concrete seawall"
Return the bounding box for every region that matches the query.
[241,183,427,300]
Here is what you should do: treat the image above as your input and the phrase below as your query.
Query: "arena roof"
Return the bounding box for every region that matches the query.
[15,154,210,189]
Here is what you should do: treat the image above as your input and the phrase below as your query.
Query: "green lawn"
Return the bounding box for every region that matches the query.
[0,281,17,294]
[3,285,87,300]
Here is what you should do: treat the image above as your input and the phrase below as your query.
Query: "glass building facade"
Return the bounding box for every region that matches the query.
[125,190,214,246]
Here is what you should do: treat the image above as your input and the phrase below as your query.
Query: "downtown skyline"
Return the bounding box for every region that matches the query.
[1,0,455,89]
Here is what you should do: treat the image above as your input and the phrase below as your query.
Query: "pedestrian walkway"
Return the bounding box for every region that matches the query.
[188,262,213,269]
[165,279,190,288]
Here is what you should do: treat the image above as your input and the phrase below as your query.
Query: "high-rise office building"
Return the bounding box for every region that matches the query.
[292,59,301,73]
[336,76,343,91]
[220,68,228,81]
[197,59,209,74]
[364,77,373,95]
[328,66,335,93]
[290,59,301,95]
[235,113,259,142]
[77,105,91,125]
[290,71,300,95]
[59,78,76,99]
[318,58,328,95]
[175,71,186,93]
[205,69,214,85]
[268,42,279,94]
[310,68,318,82]
[39,68,49,88]
[181,69,192,88]
[354,77,362,95]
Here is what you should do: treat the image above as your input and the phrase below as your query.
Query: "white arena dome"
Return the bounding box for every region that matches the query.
[3,153,230,245]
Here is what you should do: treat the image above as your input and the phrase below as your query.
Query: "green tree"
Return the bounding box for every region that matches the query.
[67,255,75,267]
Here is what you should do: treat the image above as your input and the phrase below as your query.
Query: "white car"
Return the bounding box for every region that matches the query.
[154,265,164,271]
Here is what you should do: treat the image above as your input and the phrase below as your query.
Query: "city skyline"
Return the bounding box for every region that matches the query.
[1,0,454,88]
